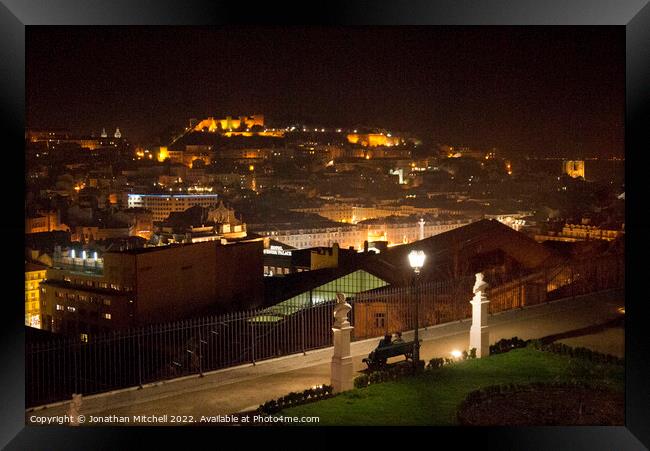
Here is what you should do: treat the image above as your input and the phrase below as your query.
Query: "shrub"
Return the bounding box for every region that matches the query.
[285,392,299,404]
[427,357,444,370]
[354,360,423,389]
[489,337,528,355]
[527,339,543,350]
[426,348,477,371]
[257,384,334,415]
[369,371,386,384]
[397,362,412,377]
[354,374,369,389]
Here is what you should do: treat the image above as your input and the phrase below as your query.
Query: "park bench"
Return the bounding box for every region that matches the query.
[362,341,415,371]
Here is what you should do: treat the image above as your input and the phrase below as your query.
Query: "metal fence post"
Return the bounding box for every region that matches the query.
[251,320,256,365]
[73,340,78,395]
[301,310,306,355]
[137,332,143,388]
[198,327,203,377]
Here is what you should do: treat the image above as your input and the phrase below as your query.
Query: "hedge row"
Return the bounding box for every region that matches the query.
[427,348,477,369]
[257,384,334,415]
[489,337,528,355]
[529,340,624,366]
[489,336,623,366]
[353,360,424,388]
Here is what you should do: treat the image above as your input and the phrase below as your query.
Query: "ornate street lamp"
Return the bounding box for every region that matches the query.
[408,250,426,371]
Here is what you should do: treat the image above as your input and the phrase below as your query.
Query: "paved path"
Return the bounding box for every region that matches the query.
[27,289,624,425]
[558,326,624,357]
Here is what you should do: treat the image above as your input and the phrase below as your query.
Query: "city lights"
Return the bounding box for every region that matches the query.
[24,26,625,429]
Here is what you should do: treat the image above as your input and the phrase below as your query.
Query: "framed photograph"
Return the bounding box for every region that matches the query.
[3,0,648,448]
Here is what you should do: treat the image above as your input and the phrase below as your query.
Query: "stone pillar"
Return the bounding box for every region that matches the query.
[331,293,354,393]
[418,218,425,241]
[469,273,490,358]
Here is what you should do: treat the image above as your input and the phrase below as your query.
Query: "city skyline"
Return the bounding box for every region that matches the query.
[23,24,627,429]
[27,26,624,157]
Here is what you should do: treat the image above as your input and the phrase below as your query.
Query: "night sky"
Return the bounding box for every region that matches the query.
[27,26,624,157]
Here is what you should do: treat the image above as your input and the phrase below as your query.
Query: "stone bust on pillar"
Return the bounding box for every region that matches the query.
[333,292,352,328]
[470,272,490,358]
[331,292,354,393]
[473,272,489,295]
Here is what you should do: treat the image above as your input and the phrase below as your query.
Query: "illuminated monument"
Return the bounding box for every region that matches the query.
[347,133,401,147]
[563,160,585,179]
[193,115,265,132]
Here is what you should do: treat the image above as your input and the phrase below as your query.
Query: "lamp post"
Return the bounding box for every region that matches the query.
[408,250,426,372]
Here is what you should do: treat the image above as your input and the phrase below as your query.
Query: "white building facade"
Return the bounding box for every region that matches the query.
[127,194,220,222]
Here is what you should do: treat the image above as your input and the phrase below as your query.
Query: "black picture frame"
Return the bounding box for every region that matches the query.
[3,0,648,448]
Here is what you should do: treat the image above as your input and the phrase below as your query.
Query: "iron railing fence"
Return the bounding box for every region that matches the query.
[26,253,624,407]
[26,300,337,408]
[352,275,476,339]
[352,253,624,337]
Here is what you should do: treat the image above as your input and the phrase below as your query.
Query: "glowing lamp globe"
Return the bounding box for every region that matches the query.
[408,250,426,273]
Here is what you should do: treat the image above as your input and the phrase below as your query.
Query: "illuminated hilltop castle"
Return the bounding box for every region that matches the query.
[193,115,265,132]
[189,115,284,138]
[347,133,401,147]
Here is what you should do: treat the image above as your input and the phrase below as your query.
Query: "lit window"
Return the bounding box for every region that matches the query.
[56,304,64,311]
[103,299,111,306]
[67,306,76,312]
[103,313,111,320]
[80,333,88,343]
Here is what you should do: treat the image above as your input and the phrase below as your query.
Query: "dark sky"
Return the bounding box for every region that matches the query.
[26,26,625,157]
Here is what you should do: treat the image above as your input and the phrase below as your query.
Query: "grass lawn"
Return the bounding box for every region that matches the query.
[278,347,624,426]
